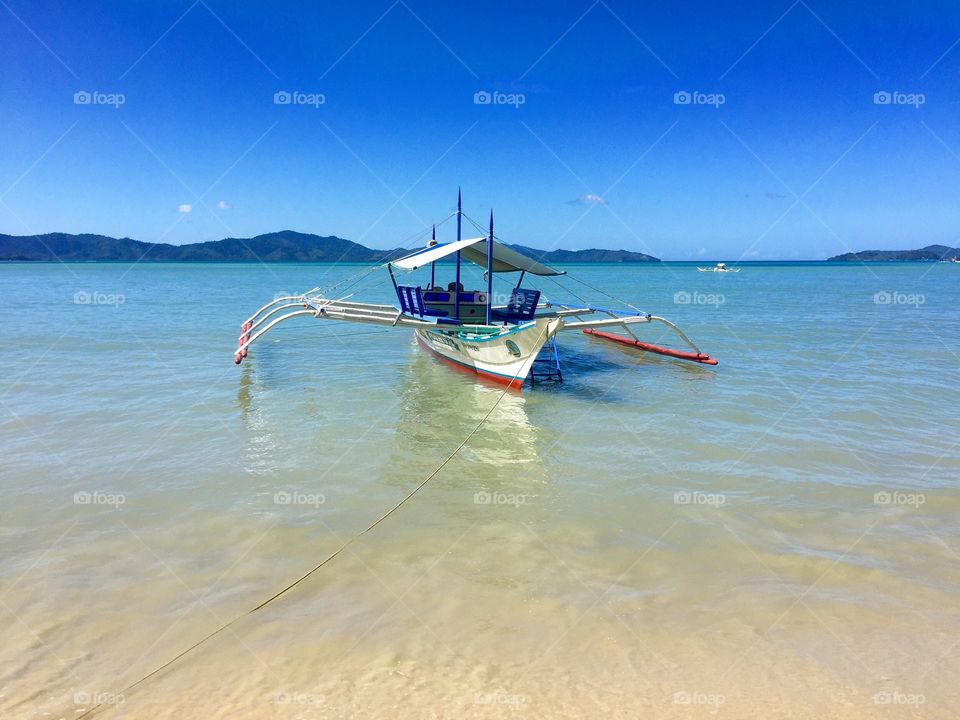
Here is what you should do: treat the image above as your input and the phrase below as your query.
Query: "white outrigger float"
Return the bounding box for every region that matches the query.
[235,193,717,389]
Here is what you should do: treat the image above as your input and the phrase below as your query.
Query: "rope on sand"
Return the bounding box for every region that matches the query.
[76,322,548,719]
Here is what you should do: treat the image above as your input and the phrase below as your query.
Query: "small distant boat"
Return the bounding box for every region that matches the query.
[951,257,958,263]
[233,191,718,389]
[697,262,740,273]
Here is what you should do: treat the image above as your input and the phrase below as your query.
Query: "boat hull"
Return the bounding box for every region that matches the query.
[414,319,557,390]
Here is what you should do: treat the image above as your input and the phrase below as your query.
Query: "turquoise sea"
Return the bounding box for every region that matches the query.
[1,260,958,718]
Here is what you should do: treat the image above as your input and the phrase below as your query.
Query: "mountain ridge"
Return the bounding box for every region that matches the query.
[828,244,959,261]
[0,231,661,263]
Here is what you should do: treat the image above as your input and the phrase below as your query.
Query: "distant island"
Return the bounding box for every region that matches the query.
[829,244,959,261]
[0,231,660,263]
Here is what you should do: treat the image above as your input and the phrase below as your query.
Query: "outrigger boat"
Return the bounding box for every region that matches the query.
[235,193,717,389]
[697,262,739,273]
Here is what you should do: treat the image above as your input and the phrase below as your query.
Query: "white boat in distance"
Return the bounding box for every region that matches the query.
[235,192,718,389]
[697,262,740,272]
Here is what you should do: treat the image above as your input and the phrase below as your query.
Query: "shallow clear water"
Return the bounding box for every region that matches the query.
[1,261,958,718]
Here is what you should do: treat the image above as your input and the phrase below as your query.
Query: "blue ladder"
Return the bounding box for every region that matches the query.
[530,337,562,383]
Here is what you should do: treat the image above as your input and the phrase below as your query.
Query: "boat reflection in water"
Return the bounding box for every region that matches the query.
[389,338,546,472]
[235,334,549,513]
[373,340,551,527]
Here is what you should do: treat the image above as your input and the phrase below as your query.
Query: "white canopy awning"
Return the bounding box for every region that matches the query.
[391,237,564,276]
[391,237,482,270]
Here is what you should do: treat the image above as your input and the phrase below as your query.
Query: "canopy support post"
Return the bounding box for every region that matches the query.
[388,263,399,297]
[455,188,462,321]
[430,224,436,288]
[486,209,494,325]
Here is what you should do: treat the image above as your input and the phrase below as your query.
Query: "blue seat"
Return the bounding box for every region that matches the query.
[395,285,447,318]
[491,287,541,322]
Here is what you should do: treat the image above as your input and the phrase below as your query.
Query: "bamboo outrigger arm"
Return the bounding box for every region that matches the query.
[543,301,717,365]
[235,294,438,363]
[236,295,717,366]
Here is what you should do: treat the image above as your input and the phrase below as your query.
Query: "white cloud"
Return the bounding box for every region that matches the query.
[217,200,232,210]
[567,193,606,206]
[178,204,192,213]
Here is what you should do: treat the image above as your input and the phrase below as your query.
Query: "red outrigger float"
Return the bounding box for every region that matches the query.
[583,328,718,365]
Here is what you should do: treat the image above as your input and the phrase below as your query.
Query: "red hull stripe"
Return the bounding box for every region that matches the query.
[416,334,524,390]
[583,329,718,365]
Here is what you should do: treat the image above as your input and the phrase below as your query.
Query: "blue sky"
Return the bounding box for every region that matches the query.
[1,0,959,259]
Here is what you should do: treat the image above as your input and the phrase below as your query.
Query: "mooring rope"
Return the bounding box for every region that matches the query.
[77,321,548,719]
